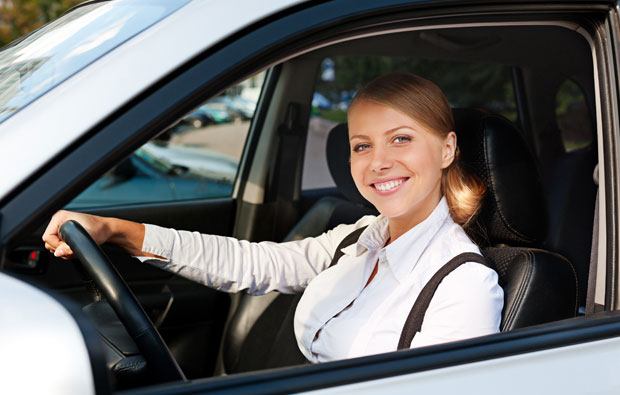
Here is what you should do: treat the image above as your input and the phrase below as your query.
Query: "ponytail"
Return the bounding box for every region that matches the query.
[442,148,486,226]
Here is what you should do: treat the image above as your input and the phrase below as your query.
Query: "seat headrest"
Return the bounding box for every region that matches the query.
[454,108,547,246]
[325,123,373,207]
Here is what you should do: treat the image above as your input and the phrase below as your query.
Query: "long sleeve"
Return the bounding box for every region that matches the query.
[140,221,368,295]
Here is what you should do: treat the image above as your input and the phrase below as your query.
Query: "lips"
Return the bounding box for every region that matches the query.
[371,177,409,193]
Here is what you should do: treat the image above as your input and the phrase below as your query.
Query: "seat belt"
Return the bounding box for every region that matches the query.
[397,252,488,349]
[585,164,600,315]
[271,227,490,366]
[328,227,490,350]
[269,102,304,240]
[272,102,303,202]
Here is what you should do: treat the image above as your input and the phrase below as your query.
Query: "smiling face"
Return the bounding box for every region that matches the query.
[348,99,456,228]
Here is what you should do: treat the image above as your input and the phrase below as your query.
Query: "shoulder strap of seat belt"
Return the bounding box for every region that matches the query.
[328,226,367,268]
[270,102,304,240]
[397,252,489,350]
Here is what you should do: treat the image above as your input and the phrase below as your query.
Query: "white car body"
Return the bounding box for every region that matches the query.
[0,271,95,395]
[0,0,301,201]
[0,0,618,394]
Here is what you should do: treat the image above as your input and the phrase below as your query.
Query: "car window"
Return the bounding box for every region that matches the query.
[555,79,593,152]
[66,72,265,209]
[0,0,189,125]
[302,56,517,190]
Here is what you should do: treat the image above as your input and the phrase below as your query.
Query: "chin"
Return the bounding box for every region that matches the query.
[371,201,411,219]
[380,209,412,220]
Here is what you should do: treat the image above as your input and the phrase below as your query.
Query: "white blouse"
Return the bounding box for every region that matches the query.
[141,197,503,363]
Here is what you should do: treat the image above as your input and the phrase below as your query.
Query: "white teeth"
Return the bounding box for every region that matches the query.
[374,179,404,192]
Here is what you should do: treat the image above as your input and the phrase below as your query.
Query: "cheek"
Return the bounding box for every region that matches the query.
[403,146,444,178]
[349,158,366,186]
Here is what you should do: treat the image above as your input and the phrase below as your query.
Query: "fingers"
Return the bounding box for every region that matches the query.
[44,242,55,252]
[44,234,62,250]
[53,242,74,259]
[42,210,65,246]
[42,210,74,259]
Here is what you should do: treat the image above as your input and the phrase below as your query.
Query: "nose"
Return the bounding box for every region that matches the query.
[369,145,393,173]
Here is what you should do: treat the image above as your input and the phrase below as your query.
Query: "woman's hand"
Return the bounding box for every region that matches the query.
[43,210,112,259]
[43,210,149,259]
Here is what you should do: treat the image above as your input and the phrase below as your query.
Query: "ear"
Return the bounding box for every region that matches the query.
[441,131,457,169]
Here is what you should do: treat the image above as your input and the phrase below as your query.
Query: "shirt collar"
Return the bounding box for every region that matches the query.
[341,197,451,282]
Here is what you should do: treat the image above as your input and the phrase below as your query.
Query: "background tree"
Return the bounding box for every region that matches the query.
[315,56,517,123]
[0,0,81,47]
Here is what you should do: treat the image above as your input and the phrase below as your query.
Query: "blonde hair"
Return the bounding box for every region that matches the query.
[350,72,485,226]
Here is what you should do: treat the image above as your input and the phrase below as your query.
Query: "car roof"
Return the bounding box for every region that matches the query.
[0,0,303,201]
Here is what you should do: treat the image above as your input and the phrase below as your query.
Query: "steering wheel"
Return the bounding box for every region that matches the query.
[60,220,185,384]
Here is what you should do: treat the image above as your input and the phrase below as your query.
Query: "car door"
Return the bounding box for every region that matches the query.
[120,1,619,393]
[2,0,620,394]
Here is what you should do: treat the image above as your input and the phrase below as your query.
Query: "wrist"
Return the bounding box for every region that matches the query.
[105,218,145,255]
[102,216,119,244]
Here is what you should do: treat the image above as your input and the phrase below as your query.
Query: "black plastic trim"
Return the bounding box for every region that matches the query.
[511,66,533,142]
[124,313,620,395]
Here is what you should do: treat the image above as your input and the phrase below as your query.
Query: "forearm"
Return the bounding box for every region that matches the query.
[141,224,338,294]
[105,217,159,257]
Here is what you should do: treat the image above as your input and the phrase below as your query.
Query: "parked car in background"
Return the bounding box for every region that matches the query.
[68,142,236,209]
[209,95,257,120]
[0,0,619,394]
[175,103,232,131]
[312,92,333,110]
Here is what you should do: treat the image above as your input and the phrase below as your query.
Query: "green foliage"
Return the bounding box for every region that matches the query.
[316,56,518,122]
[313,108,348,124]
[0,0,81,47]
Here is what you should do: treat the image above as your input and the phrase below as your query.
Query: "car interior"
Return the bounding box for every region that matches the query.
[1,21,599,391]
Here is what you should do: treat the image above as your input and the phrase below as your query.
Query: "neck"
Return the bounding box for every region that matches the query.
[387,186,442,244]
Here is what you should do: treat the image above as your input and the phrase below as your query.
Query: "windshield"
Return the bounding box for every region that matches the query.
[0,0,189,124]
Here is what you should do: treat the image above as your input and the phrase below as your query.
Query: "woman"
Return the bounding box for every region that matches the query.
[43,73,503,363]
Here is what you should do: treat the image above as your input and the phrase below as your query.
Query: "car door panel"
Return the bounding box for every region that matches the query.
[304,336,620,395]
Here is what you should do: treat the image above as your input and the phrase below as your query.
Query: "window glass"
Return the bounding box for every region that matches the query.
[0,0,189,124]
[302,56,517,190]
[67,72,265,208]
[555,79,593,152]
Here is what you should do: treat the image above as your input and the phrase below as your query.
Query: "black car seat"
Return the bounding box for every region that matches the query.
[540,139,596,310]
[454,108,578,330]
[217,123,376,374]
[218,110,579,374]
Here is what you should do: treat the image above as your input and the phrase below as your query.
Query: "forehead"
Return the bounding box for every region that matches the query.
[347,99,430,136]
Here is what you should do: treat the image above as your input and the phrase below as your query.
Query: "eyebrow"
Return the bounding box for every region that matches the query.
[349,125,416,141]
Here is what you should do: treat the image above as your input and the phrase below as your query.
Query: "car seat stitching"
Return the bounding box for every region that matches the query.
[482,116,535,245]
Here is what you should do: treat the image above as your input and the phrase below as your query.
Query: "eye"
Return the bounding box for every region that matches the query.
[352,143,371,153]
[393,135,412,144]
